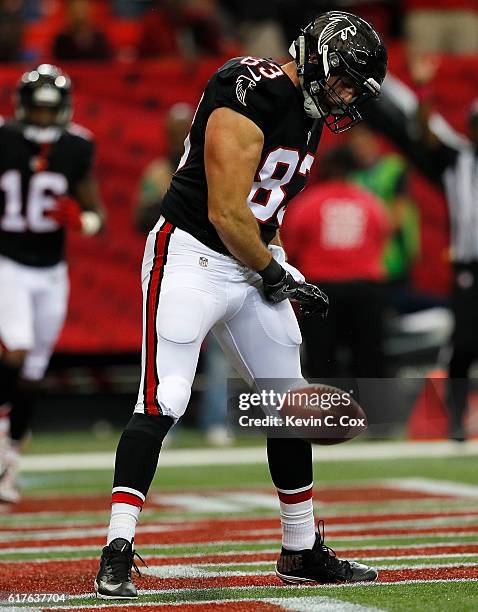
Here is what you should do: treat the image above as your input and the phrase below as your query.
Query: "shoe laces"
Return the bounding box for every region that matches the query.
[314,520,351,572]
[132,550,147,578]
[105,546,147,581]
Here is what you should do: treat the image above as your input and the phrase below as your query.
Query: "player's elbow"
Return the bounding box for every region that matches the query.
[208,207,231,231]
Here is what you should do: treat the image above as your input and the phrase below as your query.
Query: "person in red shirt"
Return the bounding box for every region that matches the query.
[282,147,391,378]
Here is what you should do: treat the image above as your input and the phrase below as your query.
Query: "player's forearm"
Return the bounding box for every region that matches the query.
[209,205,272,271]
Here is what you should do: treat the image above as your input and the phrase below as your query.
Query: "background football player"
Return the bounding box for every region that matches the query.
[0,64,105,504]
[94,11,387,599]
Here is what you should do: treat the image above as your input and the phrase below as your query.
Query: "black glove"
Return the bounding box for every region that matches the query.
[293,282,329,317]
[259,258,329,318]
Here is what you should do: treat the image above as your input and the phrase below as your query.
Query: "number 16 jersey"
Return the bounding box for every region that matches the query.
[160,56,323,254]
[0,119,94,267]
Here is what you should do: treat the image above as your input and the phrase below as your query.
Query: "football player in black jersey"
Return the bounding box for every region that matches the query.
[95,12,387,598]
[0,64,105,504]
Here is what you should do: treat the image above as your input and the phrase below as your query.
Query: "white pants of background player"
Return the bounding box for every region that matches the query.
[134,217,306,421]
[0,255,69,381]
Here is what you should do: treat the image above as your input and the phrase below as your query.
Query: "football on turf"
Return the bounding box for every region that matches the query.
[278,384,367,445]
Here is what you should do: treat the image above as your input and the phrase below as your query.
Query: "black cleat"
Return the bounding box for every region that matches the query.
[276,521,378,584]
[95,538,145,599]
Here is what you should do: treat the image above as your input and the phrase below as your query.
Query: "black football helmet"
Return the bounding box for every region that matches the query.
[290,11,387,133]
[15,64,72,127]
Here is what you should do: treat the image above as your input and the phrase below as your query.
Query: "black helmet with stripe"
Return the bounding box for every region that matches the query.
[290,11,387,133]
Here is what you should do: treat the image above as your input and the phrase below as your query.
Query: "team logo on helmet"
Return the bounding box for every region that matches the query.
[290,11,386,132]
[317,13,357,55]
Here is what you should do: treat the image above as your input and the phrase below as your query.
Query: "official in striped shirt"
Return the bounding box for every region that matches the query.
[414,82,478,440]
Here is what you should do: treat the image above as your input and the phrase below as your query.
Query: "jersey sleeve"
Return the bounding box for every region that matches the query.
[213,58,285,134]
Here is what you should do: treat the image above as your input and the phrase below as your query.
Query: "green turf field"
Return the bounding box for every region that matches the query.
[1,437,478,611]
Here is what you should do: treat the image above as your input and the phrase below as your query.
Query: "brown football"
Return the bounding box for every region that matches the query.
[278,384,367,445]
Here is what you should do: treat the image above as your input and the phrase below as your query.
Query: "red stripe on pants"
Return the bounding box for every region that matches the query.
[277,488,313,504]
[145,222,173,415]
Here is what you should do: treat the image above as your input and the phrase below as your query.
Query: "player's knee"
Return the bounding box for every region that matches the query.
[157,375,192,421]
[125,412,174,443]
[2,349,28,370]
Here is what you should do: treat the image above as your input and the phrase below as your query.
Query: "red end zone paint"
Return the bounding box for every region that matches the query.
[2,559,478,594]
[4,523,478,550]
[2,485,478,602]
[0,506,478,533]
[4,496,113,514]
[3,485,460,518]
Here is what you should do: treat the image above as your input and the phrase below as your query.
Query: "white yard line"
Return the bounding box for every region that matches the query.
[142,561,478,580]
[2,500,477,525]
[329,530,478,541]
[267,597,381,611]
[0,522,192,544]
[0,608,38,612]
[0,525,478,544]
[385,478,478,499]
[5,549,478,567]
[1,538,477,557]
[5,512,477,543]
[160,491,281,511]
[233,514,478,537]
[358,552,478,561]
[60,579,478,606]
[19,440,478,472]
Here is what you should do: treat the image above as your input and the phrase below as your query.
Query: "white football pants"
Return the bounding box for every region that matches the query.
[0,255,69,381]
[134,217,305,421]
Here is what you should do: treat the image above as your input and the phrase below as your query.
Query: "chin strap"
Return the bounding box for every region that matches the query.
[303,93,322,119]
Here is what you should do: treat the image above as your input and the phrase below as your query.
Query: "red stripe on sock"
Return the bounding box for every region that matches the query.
[144,222,173,415]
[277,488,313,504]
[111,492,144,508]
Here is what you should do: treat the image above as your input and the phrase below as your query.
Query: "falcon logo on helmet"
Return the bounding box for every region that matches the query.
[317,14,357,52]
[290,11,387,133]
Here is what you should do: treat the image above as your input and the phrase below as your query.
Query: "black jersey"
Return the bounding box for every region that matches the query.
[0,119,94,267]
[161,57,322,254]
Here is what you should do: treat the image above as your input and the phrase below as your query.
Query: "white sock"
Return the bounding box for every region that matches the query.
[107,503,141,545]
[278,484,316,551]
